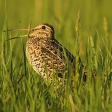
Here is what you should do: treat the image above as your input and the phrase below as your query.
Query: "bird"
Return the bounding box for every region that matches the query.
[5,23,87,89]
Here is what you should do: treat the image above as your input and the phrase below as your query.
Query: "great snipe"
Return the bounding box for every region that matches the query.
[5,23,86,88]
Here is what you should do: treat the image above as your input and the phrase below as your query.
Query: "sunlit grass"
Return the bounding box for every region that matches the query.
[0,0,112,112]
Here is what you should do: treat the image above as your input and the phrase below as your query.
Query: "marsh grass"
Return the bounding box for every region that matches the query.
[0,0,112,112]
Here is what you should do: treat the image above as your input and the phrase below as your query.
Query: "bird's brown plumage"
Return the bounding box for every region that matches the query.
[26,24,77,84]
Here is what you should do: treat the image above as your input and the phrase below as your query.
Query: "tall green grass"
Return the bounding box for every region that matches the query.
[0,0,112,112]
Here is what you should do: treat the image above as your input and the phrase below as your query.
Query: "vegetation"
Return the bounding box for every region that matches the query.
[0,0,112,112]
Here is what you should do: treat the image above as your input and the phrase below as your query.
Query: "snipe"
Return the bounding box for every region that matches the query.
[5,23,86,88]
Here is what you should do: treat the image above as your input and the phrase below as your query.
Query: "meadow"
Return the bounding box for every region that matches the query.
[0,0,112,112]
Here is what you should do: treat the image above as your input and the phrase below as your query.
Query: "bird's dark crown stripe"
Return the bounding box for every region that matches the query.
[43,23,54,33]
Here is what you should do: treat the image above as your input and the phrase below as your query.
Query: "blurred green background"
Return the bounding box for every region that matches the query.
[0,0,112,112]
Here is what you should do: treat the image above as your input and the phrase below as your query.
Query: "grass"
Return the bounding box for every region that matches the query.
[0,0,112,112]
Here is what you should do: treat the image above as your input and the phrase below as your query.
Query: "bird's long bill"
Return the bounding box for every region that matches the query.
[4,28,34,41]
[5,35,28,41]
[4,29,28,32]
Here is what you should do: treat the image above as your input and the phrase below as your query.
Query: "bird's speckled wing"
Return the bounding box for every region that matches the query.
[41,39,75,77]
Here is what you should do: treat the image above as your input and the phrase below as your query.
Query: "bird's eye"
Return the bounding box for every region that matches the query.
[42,26,46,29]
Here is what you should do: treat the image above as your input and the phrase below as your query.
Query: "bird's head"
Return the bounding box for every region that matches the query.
[30,24,54,39]
[4,23,55,40]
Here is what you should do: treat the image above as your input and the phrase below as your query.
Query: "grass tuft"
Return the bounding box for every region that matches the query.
[0,0,112,112]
